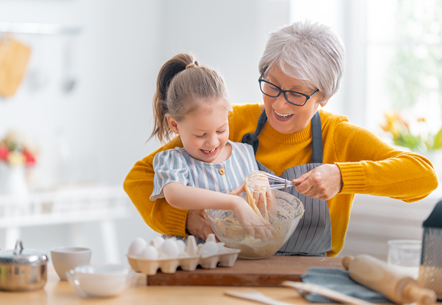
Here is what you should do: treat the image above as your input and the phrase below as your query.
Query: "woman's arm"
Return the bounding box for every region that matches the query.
[297,114,439,202]
[123,136,189,236]
[336,125,438,202]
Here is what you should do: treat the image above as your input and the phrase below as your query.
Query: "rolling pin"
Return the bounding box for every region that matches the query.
[342,255,436,305]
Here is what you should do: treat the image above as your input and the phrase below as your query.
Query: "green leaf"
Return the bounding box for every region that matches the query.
[432,127,442,150]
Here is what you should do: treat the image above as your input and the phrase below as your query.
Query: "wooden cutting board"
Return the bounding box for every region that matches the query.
[0,35,31,97]
[147,256,343,286]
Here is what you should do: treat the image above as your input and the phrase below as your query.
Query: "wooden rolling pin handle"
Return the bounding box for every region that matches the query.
[342,256,353,269]
[403,283,437,305]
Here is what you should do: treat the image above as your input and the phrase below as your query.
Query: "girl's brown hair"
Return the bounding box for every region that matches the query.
[149,53,229,143]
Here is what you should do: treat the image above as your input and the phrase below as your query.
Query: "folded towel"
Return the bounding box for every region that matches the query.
[301,268,392,303]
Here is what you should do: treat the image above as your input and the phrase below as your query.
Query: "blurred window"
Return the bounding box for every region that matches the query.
[291,0,442,138]
[366,0,442,135]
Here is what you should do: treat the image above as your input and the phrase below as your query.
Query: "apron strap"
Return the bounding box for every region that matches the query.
[311,111,323,164]
[241,109,267,155]
[241,109,323,163]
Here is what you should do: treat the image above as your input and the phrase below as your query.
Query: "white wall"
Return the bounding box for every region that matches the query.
[0,0,163,262]
[0,0,292,263]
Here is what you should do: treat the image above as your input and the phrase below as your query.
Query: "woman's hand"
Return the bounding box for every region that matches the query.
[293,164,343,200]
[186,209,216,241]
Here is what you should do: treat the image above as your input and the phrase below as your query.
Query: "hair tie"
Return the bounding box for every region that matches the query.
[185,63,197,69]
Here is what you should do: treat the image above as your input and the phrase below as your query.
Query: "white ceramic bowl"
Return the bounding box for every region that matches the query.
[66,264,135,298]
[50,247,91,281]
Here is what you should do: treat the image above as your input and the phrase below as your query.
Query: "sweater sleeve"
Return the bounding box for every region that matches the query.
[123,103,262,235]
[332,118,438,202]
[123,136,189,236]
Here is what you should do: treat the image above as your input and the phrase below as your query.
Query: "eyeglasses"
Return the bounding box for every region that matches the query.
[258,70,319,106]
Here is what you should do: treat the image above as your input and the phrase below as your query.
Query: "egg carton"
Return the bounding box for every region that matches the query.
[126,234,240,275]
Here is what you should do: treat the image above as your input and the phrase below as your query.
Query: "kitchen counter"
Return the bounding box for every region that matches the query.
[2,266,441,304]
[1,267,312,305]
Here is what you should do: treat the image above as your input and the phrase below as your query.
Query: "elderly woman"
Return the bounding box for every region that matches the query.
[124,20,438,257]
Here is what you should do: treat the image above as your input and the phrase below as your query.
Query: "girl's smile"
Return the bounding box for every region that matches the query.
[167,101,231,164]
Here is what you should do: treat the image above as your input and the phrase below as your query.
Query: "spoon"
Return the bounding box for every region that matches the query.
[282,281,373,305]
[61,38,76,93]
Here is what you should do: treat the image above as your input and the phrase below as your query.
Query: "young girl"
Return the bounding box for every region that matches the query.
[148,53,273,241]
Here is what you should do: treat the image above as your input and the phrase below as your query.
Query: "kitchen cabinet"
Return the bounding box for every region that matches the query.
[0,186,130,263]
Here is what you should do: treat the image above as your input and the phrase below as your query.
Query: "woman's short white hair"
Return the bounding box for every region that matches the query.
[259,20,345,102]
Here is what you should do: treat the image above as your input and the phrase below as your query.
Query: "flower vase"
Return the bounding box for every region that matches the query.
[0,162,29,196]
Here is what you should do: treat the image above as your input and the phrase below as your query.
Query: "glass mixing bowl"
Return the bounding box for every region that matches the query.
[205,190,304,259]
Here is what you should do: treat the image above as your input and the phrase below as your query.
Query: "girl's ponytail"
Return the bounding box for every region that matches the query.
[149,53,229,143]
[149,54,196,143]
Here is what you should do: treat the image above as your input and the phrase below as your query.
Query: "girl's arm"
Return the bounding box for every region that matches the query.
[163,182,240,211]
[163,182,275,240]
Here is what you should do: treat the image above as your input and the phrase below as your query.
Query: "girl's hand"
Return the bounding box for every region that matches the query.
[292,164,343,200]
[229,181,273,211]
[231,196,276,241]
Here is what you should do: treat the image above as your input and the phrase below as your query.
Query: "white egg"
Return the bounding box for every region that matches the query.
[149,236,165,249]
[159,239,180,258]
[128,237,147,256]
[176,240,186,253]
[200,241,218,256]
[138,245,159,260]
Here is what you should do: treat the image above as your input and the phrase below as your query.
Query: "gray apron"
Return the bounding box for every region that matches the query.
[242,110,332,256]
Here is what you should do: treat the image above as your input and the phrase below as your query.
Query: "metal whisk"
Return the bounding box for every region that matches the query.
[246,171,296,192]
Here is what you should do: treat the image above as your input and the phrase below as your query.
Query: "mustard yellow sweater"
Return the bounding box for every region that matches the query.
[124,104,438,256]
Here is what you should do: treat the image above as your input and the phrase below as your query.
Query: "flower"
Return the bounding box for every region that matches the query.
[0,130,38,167]
[380,111,442,152]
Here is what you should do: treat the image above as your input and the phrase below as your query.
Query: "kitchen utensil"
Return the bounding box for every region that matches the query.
[282,281,373,305]
[146,256,343,286]
[224,289,293,305]
[0,240,48,291]
[50,247,91,280]
[342,254,437,305]
[61,37,76,93]
[246,171,296,192]
[0,34,31,97]
[387,239,421,279]
[206,190,304,259]
[66,264,135,298]
[418,199,442,300]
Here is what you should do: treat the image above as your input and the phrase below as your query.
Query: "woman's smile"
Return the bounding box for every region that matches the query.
[273,109,294,121]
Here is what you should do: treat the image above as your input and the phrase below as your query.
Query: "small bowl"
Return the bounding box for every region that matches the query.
[66,264,135,298]
[206,190,304,259]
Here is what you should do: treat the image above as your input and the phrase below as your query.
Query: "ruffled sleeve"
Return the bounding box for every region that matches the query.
[150,149,189,201]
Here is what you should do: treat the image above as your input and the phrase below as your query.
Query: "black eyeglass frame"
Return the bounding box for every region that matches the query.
[258,69,319,106]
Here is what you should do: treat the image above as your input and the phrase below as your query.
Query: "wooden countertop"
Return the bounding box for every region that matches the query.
[2,263,440,305]
[1,267,312,305]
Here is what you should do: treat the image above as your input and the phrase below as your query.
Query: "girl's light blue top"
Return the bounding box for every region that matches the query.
[150,141,258,200]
